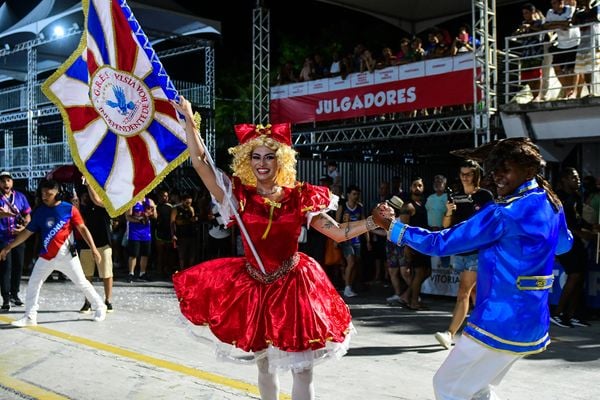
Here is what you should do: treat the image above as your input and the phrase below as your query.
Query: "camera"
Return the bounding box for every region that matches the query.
[445,186,455,203]
[15,214,25,226]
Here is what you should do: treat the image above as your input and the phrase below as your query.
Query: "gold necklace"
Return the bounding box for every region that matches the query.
[256,186,280,196]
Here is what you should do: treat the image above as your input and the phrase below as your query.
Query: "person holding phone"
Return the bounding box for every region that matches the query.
[435,160,494,349]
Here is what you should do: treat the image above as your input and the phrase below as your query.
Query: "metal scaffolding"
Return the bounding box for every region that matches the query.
[292,115,474,146]
[26,46,38,190]
[472,0,498,145]
[251,1,497,150]
[0,32,215,190]
[204,46,216,160]
[252,1,270,125]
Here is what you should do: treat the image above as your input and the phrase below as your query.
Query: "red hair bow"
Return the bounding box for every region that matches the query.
[234,123,292,146]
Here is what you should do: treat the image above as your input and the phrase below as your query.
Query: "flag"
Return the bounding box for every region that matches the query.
[42,0,188,217]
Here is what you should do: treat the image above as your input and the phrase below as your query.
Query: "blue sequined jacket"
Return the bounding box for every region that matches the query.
[388,179,573,354]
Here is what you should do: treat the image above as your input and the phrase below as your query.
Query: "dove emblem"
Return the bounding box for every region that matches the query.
[91,67,154,137]
[106,86,135,115]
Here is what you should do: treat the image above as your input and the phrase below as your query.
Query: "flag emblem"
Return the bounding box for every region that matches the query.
[91,67,154,136]
[42,0,188,217]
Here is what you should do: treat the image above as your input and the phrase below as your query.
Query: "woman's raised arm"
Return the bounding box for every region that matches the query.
[171,96,224,203]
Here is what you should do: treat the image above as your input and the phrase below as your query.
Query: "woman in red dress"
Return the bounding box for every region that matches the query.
[171,97,379,400]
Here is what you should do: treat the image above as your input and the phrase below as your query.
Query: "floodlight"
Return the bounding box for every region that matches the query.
[53,26,65,38]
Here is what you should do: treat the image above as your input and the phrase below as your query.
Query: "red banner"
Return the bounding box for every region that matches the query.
[270,63,476,124]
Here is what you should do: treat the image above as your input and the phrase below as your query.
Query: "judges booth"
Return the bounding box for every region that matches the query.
[270,54,477,124]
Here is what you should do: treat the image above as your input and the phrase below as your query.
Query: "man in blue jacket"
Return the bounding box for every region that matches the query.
[372,138,573,400]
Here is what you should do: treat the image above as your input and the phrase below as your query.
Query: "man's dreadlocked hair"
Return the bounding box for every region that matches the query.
[484,138,562,212]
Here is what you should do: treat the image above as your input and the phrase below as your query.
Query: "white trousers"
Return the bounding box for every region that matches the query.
[433,335,521,400]
[24,243,104,319]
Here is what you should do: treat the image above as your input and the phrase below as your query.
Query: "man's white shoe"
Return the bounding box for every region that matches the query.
[435,331,453,350]
[93,305,107,322]
[11,316,37,327]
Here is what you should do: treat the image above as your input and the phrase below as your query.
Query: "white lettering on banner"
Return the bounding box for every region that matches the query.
[429,273,460,284]
[422,264,460,296]
[315,87,417,115]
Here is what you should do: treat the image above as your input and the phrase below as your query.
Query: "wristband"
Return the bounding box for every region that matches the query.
[365,216,378,231]
[387,220,408,246]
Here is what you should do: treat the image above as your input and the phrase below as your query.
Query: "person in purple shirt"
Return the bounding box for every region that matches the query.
[0,171,31,311]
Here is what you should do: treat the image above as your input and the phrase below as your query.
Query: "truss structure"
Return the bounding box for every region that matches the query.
[0,32,215,190]
[0,106,60,124]
[204,46,216,159]
[472,0,498,145]
[251,1,497,150]
[292,115,474,147]
[252,2,270,125]
[0,25,82,57]
[26,46,38,189]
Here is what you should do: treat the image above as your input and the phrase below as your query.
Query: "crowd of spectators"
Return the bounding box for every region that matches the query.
[3,0,600,339]
[509,0,599,101]
[11,161,600,325]
[2,157,599,338]
[276,0,600,105]
[275,25,478,85]
[12,183,236,285]
[300,165,600,332]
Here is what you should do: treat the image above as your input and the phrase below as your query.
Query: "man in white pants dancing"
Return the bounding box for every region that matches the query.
[0,179,107,327]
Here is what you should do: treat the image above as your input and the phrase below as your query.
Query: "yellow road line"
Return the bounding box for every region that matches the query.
[0,372,69,400]
[0,316,291,400]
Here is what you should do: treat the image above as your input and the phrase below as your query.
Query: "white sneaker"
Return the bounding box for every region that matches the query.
[434,331,453,350]
[343,286,357,298]
[93,305,107,322]
[386,294,402,303]
[11,316,37,327]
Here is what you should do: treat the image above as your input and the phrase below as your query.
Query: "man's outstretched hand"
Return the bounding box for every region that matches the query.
[372,203,395,230]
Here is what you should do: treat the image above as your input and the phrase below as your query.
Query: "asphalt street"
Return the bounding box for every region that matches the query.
[1,276,599,400]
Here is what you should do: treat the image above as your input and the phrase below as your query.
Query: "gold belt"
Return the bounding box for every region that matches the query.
[516,275,554,290]
[245,253,300,284]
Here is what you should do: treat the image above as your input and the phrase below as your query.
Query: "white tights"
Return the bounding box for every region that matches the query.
[291,368,314,400]
[257,357,279,400]
[256,357,314,400]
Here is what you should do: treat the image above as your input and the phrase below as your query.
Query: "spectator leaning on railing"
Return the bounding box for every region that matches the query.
[514,3,546,102]
[572,1,600,97]
[543,0,581,99]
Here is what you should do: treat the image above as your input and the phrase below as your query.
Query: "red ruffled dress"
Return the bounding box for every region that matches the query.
[173,179,353,372]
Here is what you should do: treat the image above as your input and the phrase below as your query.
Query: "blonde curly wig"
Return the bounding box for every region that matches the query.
[228,135,297,187]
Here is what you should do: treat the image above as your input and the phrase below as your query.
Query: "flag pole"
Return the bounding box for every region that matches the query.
[192,113,267,275]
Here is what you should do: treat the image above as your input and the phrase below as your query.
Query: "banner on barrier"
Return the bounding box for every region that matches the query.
[270,55,477,124]
[422,256,459,297]
[423,256,600,308]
